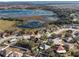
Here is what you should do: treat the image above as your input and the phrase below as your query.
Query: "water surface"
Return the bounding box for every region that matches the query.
[0,9,54,18]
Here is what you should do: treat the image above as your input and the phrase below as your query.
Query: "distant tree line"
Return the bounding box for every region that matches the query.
[0,17,23,21]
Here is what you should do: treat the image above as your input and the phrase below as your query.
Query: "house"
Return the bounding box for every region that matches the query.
[2,33,8,38]
[63,37,73,43]
[47,37,53,42]
[56,45,66,54]
[46,32,51,37]
[39,44,50,50]
[0,32,3,38]
[35,33,42,39]
[0,49,6,57]
[44,44,50,50]
[73,31,79,37]
[23,35,31,39]
[53,38,63,45]
[10,38,17,44]
[70,13,78,22]
[8,51,23,57]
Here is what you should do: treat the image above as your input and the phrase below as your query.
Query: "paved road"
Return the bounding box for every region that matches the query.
[0,35,18,44]
[53,28,79,34]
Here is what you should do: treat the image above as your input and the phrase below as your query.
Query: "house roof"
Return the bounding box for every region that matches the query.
[53,38,63,45]
[8,51,23,57]
[56,46,66,53]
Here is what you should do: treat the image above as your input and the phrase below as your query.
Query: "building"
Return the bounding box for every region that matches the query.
[70,13,78,22]
[0,49,6,57]
[23,35,31,39]
[63,37,73,43]
[53,38,63,45]
[35,33,42,39]
[73,31,79,37]
[56,45,66,54]
[39,44,50,50]
[8,51,23,57]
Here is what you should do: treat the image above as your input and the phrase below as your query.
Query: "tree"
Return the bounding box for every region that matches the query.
[72,51,79,57]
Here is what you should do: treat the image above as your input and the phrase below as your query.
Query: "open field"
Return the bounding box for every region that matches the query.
[0,20,16,31]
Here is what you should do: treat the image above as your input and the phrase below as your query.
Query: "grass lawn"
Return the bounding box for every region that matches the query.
[0,20,16,31]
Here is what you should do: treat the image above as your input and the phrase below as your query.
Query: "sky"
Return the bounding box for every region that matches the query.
[0,0,79,2]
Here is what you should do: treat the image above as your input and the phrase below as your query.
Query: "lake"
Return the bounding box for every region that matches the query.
[0,9,55,18]
[0,9,58,28]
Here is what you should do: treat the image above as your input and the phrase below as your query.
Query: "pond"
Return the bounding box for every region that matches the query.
[17,20,44,28]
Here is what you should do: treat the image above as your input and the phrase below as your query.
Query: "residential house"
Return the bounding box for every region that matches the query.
[39,44,50,50]
[0,49,6,57]
[55,45,66,54]
[73,31,79,38]
[35,33,42,39]
[53,38,63,45]
[63,37,74,43]
[23,35,31,40]
[8,51,23,57]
